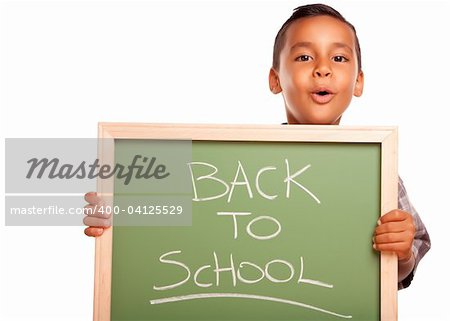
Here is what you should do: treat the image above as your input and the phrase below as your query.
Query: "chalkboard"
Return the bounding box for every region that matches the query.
[94,124,398,321]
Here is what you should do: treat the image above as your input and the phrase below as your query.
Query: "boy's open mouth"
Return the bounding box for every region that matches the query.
[311,89,335,104]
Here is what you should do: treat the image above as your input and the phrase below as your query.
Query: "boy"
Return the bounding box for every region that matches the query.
[83,3,430,289]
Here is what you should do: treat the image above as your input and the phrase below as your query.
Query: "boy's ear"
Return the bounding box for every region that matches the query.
[353,70,365,97]
[269,68,282,94]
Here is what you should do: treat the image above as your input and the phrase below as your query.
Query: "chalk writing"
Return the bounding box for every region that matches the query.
[151,159,352,319]
[150,293,352,319]
[187,160,320,204]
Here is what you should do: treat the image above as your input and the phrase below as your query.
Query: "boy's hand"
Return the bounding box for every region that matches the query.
[83,192,111,237]
[373,209,415,261]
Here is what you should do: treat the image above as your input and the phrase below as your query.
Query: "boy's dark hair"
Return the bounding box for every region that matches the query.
[272,3,362,72]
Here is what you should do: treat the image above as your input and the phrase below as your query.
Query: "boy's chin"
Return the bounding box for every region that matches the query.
[286,108,344,125]
[307,114,343,125]
[288,118,342,126]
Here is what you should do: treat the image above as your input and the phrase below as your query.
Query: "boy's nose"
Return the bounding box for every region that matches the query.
[315,70,331,77]
[313,63,332,78]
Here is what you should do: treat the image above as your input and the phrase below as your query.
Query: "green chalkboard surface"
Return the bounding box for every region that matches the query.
[109,139,381,320]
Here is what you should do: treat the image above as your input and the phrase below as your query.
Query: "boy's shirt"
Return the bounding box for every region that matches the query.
[398,177,431,289]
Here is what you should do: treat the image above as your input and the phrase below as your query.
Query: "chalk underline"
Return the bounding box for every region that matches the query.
[150,292,352,319]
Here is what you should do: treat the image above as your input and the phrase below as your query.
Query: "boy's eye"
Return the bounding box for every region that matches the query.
[332,56,349,63]
[296,55,312,62]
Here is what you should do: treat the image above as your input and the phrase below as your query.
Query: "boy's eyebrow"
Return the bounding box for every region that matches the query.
[331,42,354,53]
[290,42,353,53]
[289,42,313,52]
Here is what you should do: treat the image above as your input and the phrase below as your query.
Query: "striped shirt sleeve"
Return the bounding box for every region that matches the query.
[397,177,431,289]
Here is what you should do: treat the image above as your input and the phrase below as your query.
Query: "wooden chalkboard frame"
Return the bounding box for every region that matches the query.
[94,123,398,321]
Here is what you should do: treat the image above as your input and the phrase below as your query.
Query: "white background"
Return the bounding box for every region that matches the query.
[1,0,449,320]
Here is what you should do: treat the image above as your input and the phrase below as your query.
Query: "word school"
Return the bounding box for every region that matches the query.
[153,251,332,290]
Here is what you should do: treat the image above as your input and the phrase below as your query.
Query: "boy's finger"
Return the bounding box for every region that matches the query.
[84,227,104,237]
[378,210,409,224]
[374,221,410,235]
[373,231,409,244]
[373,242,411,260]
[83,216,111,228]
[84,192,103,205]
[373,241,408,251]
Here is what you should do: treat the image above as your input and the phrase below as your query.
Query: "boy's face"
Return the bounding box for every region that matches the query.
[270,15,364,125]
